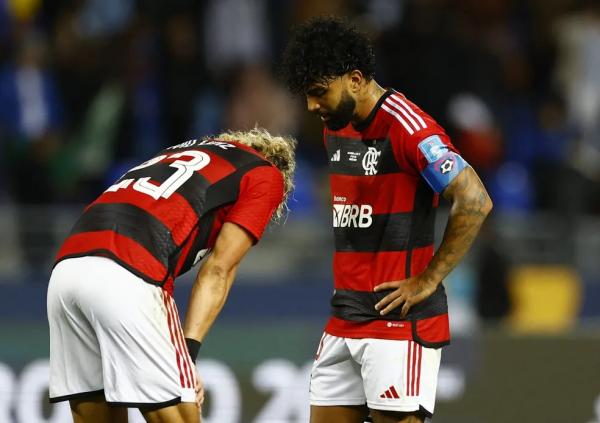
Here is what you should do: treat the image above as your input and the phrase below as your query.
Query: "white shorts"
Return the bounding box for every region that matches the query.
[310,333,441,417]
[47,256,197,407]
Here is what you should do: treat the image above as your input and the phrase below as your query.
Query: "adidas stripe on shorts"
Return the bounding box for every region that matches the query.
[310,333,441,417]
[47,256,197,406]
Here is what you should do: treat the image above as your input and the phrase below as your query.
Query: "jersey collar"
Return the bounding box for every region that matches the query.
[352,89,394,132]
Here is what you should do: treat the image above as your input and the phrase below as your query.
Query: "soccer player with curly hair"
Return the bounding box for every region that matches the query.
[281,16,492,423]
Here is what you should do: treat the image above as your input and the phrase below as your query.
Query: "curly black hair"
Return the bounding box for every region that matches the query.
[279,16,376,95]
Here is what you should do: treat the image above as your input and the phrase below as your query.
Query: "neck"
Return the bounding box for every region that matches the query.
[352,80,387,124]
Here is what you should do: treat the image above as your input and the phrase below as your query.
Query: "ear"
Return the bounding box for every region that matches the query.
[347,70,365,93]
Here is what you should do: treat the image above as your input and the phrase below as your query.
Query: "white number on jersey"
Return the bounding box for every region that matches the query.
[105,150,211,200]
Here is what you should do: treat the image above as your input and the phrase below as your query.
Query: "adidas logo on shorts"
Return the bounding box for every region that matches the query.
[379,385,400,399]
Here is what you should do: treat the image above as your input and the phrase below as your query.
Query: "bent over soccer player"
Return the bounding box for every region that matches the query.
[281,17,492,423]
[47,129,296,423]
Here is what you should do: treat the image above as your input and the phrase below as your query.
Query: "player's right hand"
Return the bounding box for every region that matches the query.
[373,275,439,317]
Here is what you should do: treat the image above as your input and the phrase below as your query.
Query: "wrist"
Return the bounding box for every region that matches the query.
[420,271,440,287]
[185,338,202,362]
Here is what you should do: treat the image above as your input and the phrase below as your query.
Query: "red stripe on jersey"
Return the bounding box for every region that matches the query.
[415,313,450,344]
[57,231,166,281]
[324,317,412,340]
[408,245,435,277]
[162,292,186,388]
[407,341,413,396]
[93,191,198,246]
[169,296,195,388]
[197,151,237,183]
[330,173,420,214]
[333,251,409,291]
[389,385,400,399]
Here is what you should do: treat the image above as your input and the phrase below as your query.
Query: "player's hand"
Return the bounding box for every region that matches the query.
[373,275,438,317]
[195,373,205,410]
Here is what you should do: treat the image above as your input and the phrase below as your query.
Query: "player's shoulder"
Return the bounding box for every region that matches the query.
[379,91,437,140]
[243,162,284,187]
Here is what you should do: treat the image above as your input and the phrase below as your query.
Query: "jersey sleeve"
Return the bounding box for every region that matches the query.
[224,165,284,243]
[392,127,469,194]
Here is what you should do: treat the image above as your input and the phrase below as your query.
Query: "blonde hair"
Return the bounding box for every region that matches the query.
[213,128,297,222]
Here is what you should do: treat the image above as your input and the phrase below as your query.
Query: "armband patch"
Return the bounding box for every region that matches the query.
[421,152,469,193]
[418,135,449,163]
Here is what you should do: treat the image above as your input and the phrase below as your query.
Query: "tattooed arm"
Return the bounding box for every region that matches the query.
[374,166,493,316]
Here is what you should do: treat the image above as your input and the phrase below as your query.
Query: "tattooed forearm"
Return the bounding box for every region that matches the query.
[421,167,493,285]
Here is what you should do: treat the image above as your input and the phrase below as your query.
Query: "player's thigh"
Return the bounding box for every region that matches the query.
[140,402,200,423]
[370,409,424,423]
[354,339,440,417]
[70,396,128,423]
[310,404,369,423]
[310,333,366,406]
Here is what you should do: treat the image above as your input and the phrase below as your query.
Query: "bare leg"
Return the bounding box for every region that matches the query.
[141,402,200,423]
[370,409,425,423]
[70,396,128,423]
[311,404,369,423]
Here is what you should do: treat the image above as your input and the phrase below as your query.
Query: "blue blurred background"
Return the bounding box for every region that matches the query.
[0,1,599,422]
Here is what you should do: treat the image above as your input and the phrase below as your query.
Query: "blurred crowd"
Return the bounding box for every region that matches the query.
[1,0,600,314]
[1,0,600,211]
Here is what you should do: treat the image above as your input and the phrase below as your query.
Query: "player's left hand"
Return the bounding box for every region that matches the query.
[374,275,439,317]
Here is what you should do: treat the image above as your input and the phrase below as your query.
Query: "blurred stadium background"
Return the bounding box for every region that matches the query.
[0,0,599,422]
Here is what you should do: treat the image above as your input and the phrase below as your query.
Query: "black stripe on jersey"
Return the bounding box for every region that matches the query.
[405,180,436,276]
[70,203,176,267]
[176,172,211,213]
[325,135,401,176]
[331,283,448,322]
[205,161,271,210]
[334,212,433,253]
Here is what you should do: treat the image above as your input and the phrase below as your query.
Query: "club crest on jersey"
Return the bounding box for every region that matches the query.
[418,135,449,163]
[362,147,381,175]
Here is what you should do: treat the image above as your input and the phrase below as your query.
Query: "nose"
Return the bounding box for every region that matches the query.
[307,96,320,113]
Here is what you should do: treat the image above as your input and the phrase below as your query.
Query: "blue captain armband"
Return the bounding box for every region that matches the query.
[421,152,469,193]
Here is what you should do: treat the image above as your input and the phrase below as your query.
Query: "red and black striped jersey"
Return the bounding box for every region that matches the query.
[56,139,284,294]
[323,90,468,347]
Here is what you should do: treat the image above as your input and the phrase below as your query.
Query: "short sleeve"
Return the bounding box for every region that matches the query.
[393,128,469,193]
[224,165,284,242]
